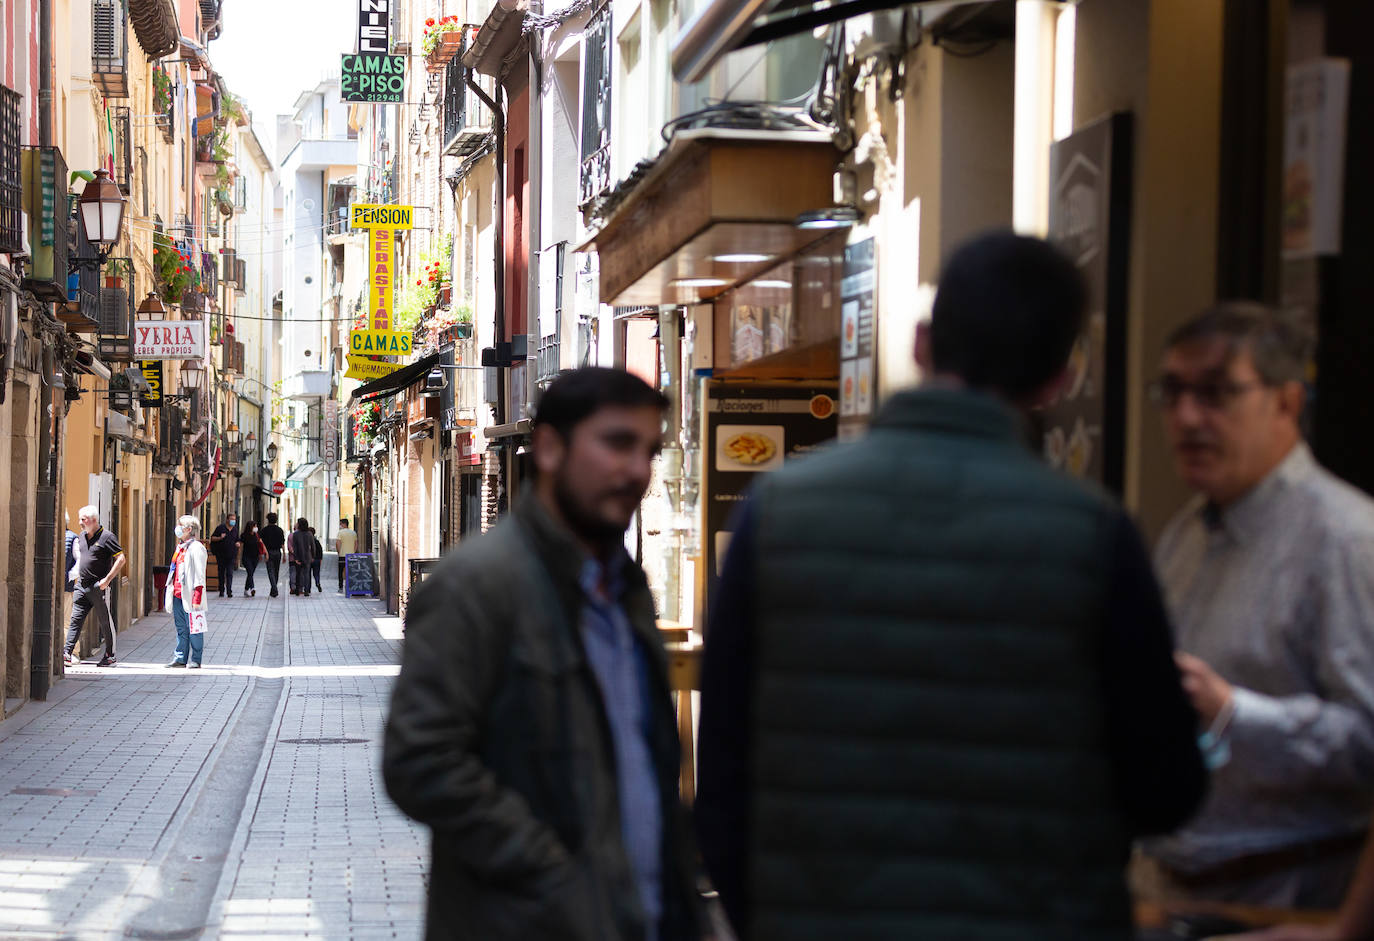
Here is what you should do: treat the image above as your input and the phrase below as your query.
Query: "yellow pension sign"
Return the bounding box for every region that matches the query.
[345,356,402,382]
[350,203,413,230]
[349,329,412,356]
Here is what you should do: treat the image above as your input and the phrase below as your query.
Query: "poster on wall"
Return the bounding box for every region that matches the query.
[839,237,875,437]
[1040,112,1133,493]
[702,382,838,615]
[1282,58,1350,259]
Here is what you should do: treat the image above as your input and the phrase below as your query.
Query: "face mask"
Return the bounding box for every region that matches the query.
[228,519,237,527]
[174,525,185,539]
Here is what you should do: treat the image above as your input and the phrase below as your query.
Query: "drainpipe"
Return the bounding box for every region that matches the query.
[465,73,504,424]
[30,0,56,700]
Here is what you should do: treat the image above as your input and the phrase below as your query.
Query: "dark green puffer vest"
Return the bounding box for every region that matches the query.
[748,388,1133,941]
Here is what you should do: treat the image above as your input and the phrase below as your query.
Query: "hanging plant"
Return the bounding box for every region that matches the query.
[152,68,172,114]
[154,232,198,302]
[421,16,462,56]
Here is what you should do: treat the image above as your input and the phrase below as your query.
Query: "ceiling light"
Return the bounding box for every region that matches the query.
[668,277,730,289]
[713,253,771,264]
[795,206,860,230]
[751,280,793,289]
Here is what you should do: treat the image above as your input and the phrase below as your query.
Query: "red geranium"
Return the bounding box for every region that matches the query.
[425,16,435,25]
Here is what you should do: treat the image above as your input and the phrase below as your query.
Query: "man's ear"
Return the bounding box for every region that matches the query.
[1277,379,1306,422]
[531,424,565,478]
[914,320,934,371]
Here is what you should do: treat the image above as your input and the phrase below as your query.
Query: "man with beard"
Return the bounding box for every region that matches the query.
[383,367,702,941]
[1136,302,1374,907]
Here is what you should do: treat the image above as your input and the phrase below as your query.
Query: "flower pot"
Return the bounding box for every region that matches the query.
[105,276,124,290]
[455,322,473,339]
[426,30,463,70]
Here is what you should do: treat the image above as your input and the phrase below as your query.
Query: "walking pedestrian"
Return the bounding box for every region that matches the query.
[164,515,207,669]
[240,520,263,597]
[63,504,126,668]
[309,527,323,592]
[1136,302,1374,908]
[383,367,703,941]
[335,517,357,592]
[694,232,1207,940]
[260,512,286,598]
[209,512,240,598]
[288,518,314,596]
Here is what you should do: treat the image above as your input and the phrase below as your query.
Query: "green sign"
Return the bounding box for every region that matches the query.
[285,479,304,490]
[341,54,406,103]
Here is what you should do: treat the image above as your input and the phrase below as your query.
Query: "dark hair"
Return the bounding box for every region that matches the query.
[930,231,1088,398]
[309,527,316,534]
[340,518,350,527]
[532,367,669,439]
[296,517,309,531]
[266,513,278,525]
[1164,301,1312,386]
[243,520,257,533]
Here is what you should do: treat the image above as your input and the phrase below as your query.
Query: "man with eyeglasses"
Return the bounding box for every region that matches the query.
[1136,302,1374,908]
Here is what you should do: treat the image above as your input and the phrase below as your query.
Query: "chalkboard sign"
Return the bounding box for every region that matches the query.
[344,553,378,598]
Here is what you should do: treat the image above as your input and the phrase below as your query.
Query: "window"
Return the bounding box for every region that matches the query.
[0,86,20,253]
[579,5,612,206]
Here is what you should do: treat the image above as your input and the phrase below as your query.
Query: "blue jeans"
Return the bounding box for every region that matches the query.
[172,596,204,665]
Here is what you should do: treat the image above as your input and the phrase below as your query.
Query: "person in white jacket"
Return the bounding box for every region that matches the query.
[165,515,208,668]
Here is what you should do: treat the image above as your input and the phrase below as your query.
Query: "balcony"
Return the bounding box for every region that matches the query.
[91,0,129,98]
[95,269,134,362]
[0,86,21,255]
[282,369,330,400]
[128,0,180,60]
[21,146,69,303]
[110,107,132,193]
[442,54,494,158]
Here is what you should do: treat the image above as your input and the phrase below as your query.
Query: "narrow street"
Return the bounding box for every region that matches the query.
[0,557,428,940]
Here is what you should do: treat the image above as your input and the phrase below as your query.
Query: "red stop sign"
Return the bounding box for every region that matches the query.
[271,480,286,496]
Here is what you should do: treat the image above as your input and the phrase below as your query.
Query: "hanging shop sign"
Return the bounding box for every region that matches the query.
[350,203,413,229]
[839,237,876,434]
[345,355,400,381]
[341,54,407,104]
[348,329,412,356]
[369,227,394,332]
[357,0,390,53]
[323,399,339,468]
[133,319,206,360]
[138,360,164,407]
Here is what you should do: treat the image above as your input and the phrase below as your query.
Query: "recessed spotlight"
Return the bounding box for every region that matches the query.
[713,253,771,264]
[669,277,730,288]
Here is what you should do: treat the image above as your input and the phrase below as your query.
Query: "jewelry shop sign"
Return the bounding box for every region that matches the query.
[134,320,206,360]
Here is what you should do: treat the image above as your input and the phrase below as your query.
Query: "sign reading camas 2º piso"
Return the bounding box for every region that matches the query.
[340,54,406,104]
[134,320,206,360]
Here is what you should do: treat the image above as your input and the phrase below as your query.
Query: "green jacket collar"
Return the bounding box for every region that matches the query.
[872,386,1025,445]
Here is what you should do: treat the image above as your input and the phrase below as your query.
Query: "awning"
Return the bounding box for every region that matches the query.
[129,0,182,60]
[580,129,837,305]
[673,0,982,83]
[347,352,443,406]
[462,0,528,78]
[179,36,211,71]
[253,485,281,501]
[285,461,323,484]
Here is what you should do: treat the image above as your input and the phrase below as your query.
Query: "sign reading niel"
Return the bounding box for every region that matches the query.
[357,0,390,54]
[134,319,206,360]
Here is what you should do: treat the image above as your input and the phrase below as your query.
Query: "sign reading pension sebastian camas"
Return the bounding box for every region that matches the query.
[134,320,205,360]
[340,54,406,104]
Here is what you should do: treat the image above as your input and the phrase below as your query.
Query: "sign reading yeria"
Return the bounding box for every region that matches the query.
[134,320,206,360]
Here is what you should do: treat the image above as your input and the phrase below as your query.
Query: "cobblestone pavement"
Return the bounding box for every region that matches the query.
[0,556,428,940]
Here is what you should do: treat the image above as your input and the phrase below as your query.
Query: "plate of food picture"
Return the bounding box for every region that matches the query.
[716,425,786,473]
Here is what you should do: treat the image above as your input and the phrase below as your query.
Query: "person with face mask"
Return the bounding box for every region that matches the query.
[209,512,240,598]
[240,520,263,597]
[165,515,208,668]
[383,368,703,941]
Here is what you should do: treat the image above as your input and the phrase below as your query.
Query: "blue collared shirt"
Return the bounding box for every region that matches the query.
[579,554,663,939]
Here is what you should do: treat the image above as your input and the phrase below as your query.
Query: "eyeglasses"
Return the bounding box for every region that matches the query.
[1147,376,1263,410]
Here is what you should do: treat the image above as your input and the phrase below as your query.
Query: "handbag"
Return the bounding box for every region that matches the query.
[189,609,208,635]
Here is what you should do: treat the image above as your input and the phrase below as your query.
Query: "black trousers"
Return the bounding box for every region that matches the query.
[216,554,235,596]
[265,550,282,593]
[311,559,322,589]
[65,584,114,656]
[292,560,313,595]
[337,558,346,590]
[242,554,260,592]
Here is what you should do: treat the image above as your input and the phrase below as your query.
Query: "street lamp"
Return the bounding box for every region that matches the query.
[181,360,204,392]
[224,421,240,447]
[75,169,127,264]
[265,441,278,462]
[245,431,257,454]
[136,292,165,319]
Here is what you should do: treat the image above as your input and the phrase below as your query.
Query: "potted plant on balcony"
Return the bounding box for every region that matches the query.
[423,17,463,71]
[153,67,172,116]
[104,257,131,291]
[154,232,197,304]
